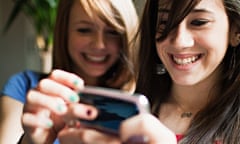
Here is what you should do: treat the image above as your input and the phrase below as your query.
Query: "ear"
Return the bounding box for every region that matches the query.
[230,33,240,47]
[229,24,240,47]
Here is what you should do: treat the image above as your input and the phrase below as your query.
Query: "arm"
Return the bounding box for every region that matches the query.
[0,70,47,144]
[0,96,24,144]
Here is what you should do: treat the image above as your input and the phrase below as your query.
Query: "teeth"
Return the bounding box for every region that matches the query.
[173,55,199,65]
[86,55,106,62]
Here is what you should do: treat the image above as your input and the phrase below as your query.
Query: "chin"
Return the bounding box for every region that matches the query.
[89,71,107,78]
[173,77,200,86]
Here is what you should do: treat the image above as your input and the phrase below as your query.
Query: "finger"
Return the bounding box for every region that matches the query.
[37,78,80,103]
[68,103,98,120]
[120,114,177,144]
[25,126,54,144]
[122,135,149,144]
[22,112,53,129]
[59,127,120,144]
[26,90,68,114]
[63,103,98,128]
[58,127,83,144]
[120,114,154,143]
[49,69,84,91]
[78,128,120,144]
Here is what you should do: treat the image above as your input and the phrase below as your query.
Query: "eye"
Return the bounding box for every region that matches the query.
[191,19,209,26]
[77,28,92,33]
[106,29,121,37]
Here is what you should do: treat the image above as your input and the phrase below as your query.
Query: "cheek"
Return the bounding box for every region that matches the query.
[68,35,87,53]
[110,46,120,61]
[198,32,229,58]
[200,22,229,52]
[106,39,121,57]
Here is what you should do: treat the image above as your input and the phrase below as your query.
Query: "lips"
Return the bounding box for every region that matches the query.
[83,53,108,63]
[172,54,201,65]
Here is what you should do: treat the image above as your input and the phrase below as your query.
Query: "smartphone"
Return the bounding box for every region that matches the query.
[78,86,150,136]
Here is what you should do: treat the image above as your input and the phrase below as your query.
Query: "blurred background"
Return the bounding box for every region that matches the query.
[0,0,146,89]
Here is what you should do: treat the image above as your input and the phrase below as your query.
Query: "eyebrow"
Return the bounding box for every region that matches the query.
[72,20,94,25]
[158,8,213,14]
[191,8,214,14]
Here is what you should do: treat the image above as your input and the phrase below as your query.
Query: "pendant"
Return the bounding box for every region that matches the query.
[181,112,192,118]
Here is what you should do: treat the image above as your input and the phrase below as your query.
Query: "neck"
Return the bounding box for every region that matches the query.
[170,65,222,112]
[170,83,212,114]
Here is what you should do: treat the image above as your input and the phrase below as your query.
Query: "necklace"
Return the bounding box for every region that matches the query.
[172,97,193,118]
[180,112,193,118]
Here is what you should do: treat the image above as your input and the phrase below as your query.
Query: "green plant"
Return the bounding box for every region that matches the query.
[3,0,59,51]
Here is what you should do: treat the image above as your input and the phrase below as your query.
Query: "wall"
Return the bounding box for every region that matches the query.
[133,0,146,17]
[0,0,146,89]
[0,0,41,89]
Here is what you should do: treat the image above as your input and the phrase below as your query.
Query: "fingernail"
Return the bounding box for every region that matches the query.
[87,109,92,116]
[46,120,53,128]
[124,135,149,144]
[56,99,67,113]
[73,79,79,86]
[56,103,67,113]
[72,79,84,89]
[69,94,79,102]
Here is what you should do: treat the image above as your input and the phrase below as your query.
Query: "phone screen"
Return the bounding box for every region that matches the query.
[78,91,144,135]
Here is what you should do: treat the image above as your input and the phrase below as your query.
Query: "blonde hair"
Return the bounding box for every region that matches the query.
[53,0,139,91]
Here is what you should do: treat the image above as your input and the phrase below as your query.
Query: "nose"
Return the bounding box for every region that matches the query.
[170,23,194,49]
[93,32,105,50]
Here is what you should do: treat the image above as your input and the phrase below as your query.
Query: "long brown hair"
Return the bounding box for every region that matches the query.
[52,0,139,91]
[136,0,240,143]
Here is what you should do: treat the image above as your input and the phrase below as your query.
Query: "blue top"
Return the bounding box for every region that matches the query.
[0,70,60,144]
[1,70,47,103]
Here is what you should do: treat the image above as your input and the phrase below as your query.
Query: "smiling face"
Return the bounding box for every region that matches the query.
[68,0,121,85]
[155,0,230,86]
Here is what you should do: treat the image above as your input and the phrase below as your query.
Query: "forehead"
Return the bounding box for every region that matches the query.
[195,0,225,11]
[155,0,229,38]
[70,0,107,23]
[158,0,225,11]
[70,0,88,19]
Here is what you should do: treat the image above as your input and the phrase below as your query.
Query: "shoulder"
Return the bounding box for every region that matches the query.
[0,70,48,103]
[5,70,48,87]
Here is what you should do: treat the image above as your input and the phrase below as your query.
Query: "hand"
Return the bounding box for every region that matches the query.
[59,114,177,144]
[58,126,120,144]
[58,99,118,144]
[21,70,88,143]
[120,113,177,144]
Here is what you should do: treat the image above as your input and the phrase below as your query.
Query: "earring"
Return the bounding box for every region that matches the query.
[156,64,166,75]
[232,33,240,47]
[236,33,240,43]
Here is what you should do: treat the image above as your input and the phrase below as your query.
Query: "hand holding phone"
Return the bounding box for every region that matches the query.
[77,86,150,136]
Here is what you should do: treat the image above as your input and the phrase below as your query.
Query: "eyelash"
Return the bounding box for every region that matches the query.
[157,18,209,28]
[77,28,92,33]
[190,19,209,26]
[106,30,120,37]
[77,28,120,37]
[155,18,209,42]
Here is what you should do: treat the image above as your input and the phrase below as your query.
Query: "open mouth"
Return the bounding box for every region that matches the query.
[172,54,202,65]
[83,53,108,63]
